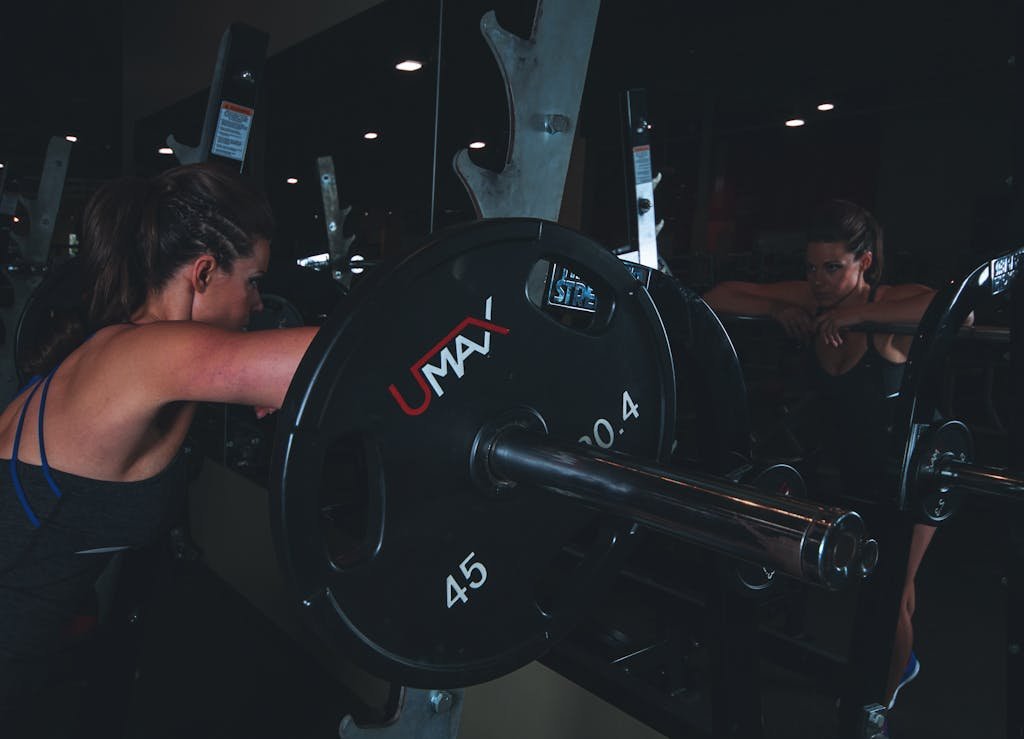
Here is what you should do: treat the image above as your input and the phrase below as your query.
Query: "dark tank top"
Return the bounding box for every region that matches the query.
[0,361,186,709]
[810,287,906,503]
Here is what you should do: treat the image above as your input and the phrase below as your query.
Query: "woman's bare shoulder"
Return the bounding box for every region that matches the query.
[875,283,934,302]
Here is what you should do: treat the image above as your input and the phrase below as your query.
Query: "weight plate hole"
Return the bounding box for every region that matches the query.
[320,434,382,568]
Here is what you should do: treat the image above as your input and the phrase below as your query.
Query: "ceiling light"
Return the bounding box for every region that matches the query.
[65,135,78,143]
[364,131,379,140]
[469,141,486,150]
[286,177,299,184]
[0,163,4,169]
[350,254,365,275]
[157,147,174,155]
[12,216,20,223]
[785,118,805,128]
[395,60,423,72]
[817,103,835,112]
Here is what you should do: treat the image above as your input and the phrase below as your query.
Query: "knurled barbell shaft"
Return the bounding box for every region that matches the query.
[723,315,1010,343]
[485,428,878,589]
[931,459,1024,500]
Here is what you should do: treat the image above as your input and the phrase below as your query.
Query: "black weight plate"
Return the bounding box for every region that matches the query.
[911,419,974,523]
[271,219,675,688]
[646,271,751,473]
[894,256,994,519]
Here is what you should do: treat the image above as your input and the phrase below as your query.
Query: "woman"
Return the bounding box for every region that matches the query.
[0,164,319,725]
[703,199,935,711]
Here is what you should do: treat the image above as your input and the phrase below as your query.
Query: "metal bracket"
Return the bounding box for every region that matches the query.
[11,136,72,266]
[621,88,659,269]
[316,156,357,290]
[339,688,464,739]
[167,23,269,173]
[453,0,601,220]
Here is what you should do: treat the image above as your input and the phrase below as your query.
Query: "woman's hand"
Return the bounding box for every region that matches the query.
[814,306,862,347]
[769,303,816,342]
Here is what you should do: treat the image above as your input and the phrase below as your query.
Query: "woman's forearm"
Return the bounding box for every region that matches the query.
[703,282,801,317]
[857,291,936,325]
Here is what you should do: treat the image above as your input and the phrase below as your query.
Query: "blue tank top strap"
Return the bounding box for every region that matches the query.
[36,364,64,500]
[9,361,66,528]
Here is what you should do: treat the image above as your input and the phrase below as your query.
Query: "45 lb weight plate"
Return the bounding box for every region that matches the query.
[271,219,675,687]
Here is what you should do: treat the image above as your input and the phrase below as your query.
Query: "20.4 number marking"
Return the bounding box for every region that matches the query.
[446,552,488,608]
[579,390,640,449]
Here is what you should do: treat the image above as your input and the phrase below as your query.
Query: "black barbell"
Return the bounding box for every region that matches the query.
[270,222,1024,689]
[270,219,878,688]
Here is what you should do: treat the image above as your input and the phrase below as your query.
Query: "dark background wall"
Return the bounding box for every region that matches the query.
[1,0,1020,290]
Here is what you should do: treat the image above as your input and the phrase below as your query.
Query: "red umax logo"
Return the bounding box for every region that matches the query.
[388,297,511,416]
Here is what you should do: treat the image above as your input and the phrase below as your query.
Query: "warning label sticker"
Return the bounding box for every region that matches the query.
[632,145,652,185]
[211,101,254,162]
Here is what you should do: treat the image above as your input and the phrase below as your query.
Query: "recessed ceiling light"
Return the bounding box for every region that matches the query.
[0,163,5,169]
[12,216,20,223]
[364,131,380,140]
[157,147,174,155]
[785,118,806,128]
[65,135,78,143]
[395,60,423,72]
[817,103,835,112]
[286,177,299,184]
[469,141,486,150]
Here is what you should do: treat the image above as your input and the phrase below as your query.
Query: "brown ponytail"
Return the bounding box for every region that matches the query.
[82,176,154,330]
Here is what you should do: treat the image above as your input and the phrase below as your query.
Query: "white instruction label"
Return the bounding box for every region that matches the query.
[211,101,254,162]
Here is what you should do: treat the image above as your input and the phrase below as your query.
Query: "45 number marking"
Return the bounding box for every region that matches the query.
[446,552,488,608]
[579,390,640,449]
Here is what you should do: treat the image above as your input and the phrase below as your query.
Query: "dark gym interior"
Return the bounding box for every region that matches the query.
[0,1,1021,737]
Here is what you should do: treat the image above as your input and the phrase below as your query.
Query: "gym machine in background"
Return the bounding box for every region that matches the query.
[166,23,269,177]
[0,136,74,401]
[292,154,370,293]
